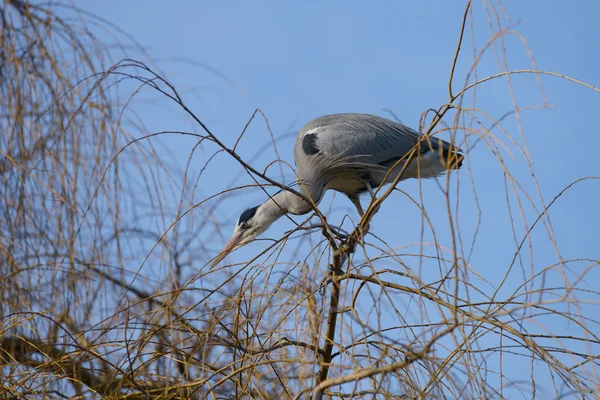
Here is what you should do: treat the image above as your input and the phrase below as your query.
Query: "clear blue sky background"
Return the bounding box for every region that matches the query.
[81,1,599,396]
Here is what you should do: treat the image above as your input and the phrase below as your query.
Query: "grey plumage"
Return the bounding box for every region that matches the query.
[294,113,462,205]
[212,113,463,266]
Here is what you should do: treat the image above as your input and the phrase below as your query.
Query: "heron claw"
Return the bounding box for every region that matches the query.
[358,223,370,246]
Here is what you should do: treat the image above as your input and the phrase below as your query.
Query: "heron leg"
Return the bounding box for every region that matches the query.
[348,194,365,217]
[365,182,381,216]
[365,181,376,198]
[348,194,370,242]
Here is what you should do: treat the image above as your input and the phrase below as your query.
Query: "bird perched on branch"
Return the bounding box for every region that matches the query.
[213,113,462,265]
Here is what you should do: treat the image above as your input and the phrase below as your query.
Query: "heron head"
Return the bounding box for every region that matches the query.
[212,204,271,267]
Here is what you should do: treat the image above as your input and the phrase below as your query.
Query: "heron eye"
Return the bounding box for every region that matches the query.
[240,222,249,230]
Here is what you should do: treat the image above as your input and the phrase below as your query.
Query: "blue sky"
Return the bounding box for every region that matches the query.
[81,1,600,396]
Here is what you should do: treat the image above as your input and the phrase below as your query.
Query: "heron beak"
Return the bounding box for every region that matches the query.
[211,231,244,268]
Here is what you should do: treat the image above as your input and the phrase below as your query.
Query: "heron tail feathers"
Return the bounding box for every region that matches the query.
[440,149,464,170]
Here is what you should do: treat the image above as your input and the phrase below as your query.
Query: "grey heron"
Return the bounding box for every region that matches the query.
[213,113,462,265]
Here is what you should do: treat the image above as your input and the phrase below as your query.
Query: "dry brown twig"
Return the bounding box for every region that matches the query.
[0,1,599,399]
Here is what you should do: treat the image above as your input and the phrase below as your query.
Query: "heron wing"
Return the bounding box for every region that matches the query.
[295,113,458,170]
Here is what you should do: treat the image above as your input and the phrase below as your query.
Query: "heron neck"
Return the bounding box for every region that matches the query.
[264,186,317,217]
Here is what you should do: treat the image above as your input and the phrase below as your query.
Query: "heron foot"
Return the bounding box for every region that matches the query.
[357,222,370,247]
